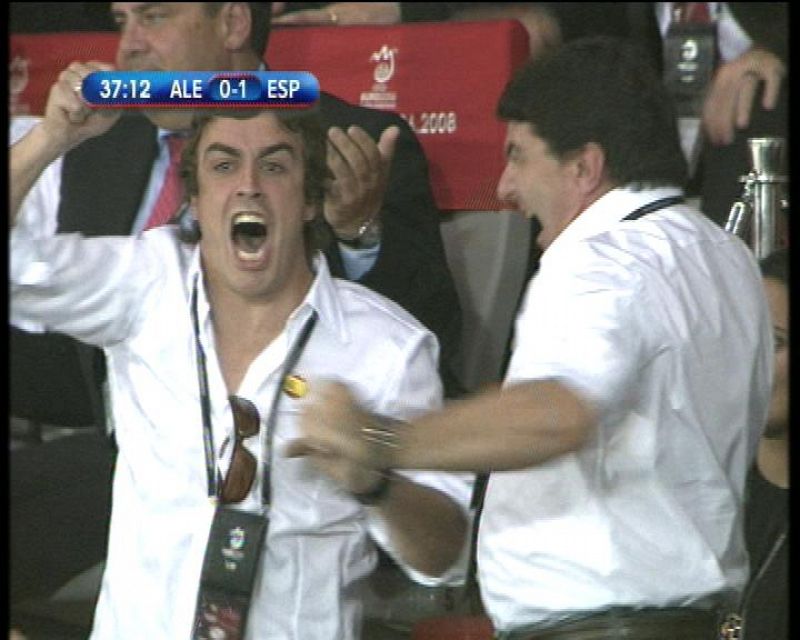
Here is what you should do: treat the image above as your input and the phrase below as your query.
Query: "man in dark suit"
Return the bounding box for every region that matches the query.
[9,1,462,625]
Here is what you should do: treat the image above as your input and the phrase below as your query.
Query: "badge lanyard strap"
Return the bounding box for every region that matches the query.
[191,275,218,498]
[622,195,685,221]
[260,309,317,506]
[191,274,318,502]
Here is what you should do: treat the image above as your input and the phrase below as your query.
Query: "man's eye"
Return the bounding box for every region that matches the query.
[141,10,167,26]
[262,161,286,174]
[213,160,234,173]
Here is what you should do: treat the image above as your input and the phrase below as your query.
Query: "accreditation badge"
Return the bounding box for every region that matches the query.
[191,507,268,640]
[663,22,717,117]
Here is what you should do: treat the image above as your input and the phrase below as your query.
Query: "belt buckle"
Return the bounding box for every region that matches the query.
[719,612,742,640]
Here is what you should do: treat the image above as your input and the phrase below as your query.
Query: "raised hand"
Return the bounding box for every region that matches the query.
[41,61,122,152]
[324,125,399,240]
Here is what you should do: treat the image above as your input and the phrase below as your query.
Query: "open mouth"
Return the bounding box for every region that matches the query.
[231,213,268,259]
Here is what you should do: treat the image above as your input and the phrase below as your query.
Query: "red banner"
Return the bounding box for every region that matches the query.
[11,21,529,210]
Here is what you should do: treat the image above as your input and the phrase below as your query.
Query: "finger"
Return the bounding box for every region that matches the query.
[760,67,783,111]
[326,130,356,185]
[328,126,370,181]
[52,76,91,123]
[702,81,734,146]
[377,125,400,167]
[60,62,96,105]
[346,125,383,174]
[734,74,759,132]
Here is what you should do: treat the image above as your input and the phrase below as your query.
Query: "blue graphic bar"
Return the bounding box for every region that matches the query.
[81,71,319,108]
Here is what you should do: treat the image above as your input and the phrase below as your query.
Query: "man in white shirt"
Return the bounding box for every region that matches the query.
[290,37,773,639]
[10,62,471,640]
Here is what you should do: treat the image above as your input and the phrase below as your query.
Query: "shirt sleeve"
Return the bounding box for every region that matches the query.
[366,328,475,586]
[337,242,380,281]
[10,224,161,347]
[10,117,66,333]
[506,244,653,422]
[10,116,62,239]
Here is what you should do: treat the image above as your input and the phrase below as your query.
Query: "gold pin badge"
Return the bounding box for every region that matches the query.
[283,374,308,398]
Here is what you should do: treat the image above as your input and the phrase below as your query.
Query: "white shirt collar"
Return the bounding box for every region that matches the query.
[187,250,351,346]
[543,185,684,263]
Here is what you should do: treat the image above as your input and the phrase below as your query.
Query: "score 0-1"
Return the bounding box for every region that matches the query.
[80,71,319,108]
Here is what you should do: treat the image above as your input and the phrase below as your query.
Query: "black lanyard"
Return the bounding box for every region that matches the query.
[190,274,317,504]
[622,195,684,221]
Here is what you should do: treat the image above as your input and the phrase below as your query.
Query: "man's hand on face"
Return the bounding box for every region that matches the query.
[42,61,121,153]
[324,125,399,240]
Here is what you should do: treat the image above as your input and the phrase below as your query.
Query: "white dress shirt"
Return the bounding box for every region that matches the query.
[478,187,772,633]
[10,225,472,640]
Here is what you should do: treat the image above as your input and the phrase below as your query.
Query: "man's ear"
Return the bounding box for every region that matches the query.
[573,142,607,195]
[220,2,252,51]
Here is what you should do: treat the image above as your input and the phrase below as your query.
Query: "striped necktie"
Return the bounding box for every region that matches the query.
[144,133,186,230]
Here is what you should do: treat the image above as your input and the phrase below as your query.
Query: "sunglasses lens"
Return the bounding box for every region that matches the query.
[221,444,257,504]
[230,395,260,438]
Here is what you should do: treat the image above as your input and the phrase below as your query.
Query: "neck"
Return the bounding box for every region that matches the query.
[203,267,315,394]
[756,434,789,489]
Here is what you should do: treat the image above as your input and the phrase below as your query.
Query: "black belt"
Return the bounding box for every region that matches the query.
[502,606,720,640]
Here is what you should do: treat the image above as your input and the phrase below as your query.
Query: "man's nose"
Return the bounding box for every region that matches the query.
[496,165,516,207]
[117,20,147,61]
[236,164,263,198]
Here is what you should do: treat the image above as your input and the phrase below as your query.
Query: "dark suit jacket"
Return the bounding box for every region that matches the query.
[11,92,463,437]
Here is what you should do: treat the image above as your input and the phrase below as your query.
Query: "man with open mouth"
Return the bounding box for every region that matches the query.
[10,65,473,639]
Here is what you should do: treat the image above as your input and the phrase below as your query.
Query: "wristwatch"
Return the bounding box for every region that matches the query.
[335,216,382,250]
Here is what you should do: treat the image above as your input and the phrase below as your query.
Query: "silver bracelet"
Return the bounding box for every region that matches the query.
[359,415,405,470]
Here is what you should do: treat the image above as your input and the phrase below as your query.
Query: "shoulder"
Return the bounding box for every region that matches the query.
[330,276,436,343]
[545,205,750,297]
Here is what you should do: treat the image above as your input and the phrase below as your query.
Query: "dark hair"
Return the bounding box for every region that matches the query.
[205,3,272,57]
[759,248,789,285]
[497,36,688,189]
[180,108,330,251]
